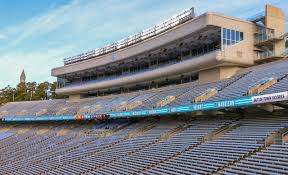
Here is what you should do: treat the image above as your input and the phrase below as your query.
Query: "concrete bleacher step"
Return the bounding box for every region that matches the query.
[17,128,31,134]
[206,72,250,102]
[80,121,187,175]
[215,127,288,174]
[214,146,266,175]
[140,122,233,174]
[204,122,241,142]
[127,123,156,139]
[159,124,192,141]
[259,127,288,146]
[37,121,161,174]
[36,129,51,135]
[84,121,132,138]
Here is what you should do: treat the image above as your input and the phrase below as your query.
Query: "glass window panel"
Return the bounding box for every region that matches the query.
[236,31,240,41]
[227,39,231,45]
[231,30,235,41]
[227,29,231,40]
[223,28,227,39]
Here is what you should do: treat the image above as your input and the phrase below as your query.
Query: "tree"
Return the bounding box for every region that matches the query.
[0,86,16,105]
[26,82,37,101]
[14,83,27,101]
[0,81,66,106]
[50,82,65,99]
[34,82,50,100]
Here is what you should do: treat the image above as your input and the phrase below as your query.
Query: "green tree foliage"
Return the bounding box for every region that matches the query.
[50,82,65,99]
[0,81,65,105]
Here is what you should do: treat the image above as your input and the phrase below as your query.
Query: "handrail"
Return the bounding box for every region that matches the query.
[256,50,275,60]
[60,48,220,89]
[63,8,195,65]
[247,11,265,21]
[282,48,288,57]
[255,30,286,44]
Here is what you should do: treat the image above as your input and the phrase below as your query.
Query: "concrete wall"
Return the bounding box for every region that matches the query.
[199,66,242,84]
[199,68,220,84]
[265,5,286,56]
[207,13,256,65]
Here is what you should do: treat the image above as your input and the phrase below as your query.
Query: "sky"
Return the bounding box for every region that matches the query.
[0,0,287,88]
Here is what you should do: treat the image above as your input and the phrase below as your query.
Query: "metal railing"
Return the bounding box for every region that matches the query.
[247,11,265,21]
[256,48,288,60]
[254,30,286,44]
[64,8,195,65]
[257,50,275,60]
[61,48,220,89]
[282,48,288,57]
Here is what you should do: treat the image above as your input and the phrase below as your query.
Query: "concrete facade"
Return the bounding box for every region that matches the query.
[52,5,287,98]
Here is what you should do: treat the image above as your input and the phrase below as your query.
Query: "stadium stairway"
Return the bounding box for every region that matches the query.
[0,118,174,174]
[215,127,288,175]
[218,144,288,175]
[138,120,239,175]
[82,118,233,175]
[140,115,288,175]
[0,115,288,174]
[44,119,185,175]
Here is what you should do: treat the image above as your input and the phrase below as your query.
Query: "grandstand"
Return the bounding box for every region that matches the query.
[0,4,288,175]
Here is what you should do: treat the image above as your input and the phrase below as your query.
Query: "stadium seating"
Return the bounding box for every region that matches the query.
[208,59,288,102]
[0,115,287,174]
[0,4,287,174]
[220,144,288,174]
[1,58,288,119]
[1,59,288,118]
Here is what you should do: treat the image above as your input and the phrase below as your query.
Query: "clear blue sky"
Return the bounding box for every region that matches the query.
[0,0,287,88]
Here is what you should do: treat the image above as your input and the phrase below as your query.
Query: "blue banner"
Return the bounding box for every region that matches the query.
[109,96,253,118]
[2,92,287,122]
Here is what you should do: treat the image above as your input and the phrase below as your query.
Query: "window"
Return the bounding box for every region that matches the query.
[222,28,243,48]
[231,30,235,41]
[227,29,231,40]
[236,31,240,41]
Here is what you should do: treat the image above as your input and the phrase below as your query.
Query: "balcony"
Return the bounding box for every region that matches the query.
[282,48,288,57]
[255,50,285,63]
[56,50,220,95]
[254,30,286,46]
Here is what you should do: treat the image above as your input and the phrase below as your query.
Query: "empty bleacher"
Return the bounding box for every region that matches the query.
[1,59,288,119]
[208,59,288,102]
[220,144,288,175]
[0,114,286,174]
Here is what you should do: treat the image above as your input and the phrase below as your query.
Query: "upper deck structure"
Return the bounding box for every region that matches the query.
[51,5,287,100]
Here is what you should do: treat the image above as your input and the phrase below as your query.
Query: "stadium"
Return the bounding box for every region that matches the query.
[0,3,288,175]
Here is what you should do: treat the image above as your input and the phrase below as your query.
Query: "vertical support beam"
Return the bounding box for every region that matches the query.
[221,27,224,51]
